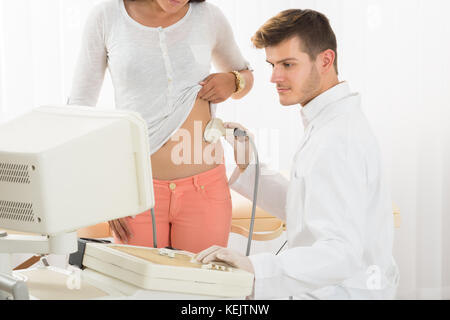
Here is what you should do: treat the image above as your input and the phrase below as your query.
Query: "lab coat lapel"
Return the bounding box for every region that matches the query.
[285,91,362,247]
[285,125,314,241]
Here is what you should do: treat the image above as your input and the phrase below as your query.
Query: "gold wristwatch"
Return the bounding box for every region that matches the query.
[231,70,245,94]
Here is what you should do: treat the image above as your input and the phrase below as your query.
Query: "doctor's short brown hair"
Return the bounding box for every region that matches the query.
[252,9,338,74]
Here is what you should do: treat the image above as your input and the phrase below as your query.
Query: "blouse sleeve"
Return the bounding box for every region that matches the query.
[67,4,108,107]
[208,4,252,73]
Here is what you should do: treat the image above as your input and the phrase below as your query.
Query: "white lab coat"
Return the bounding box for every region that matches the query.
[229,82,399,300]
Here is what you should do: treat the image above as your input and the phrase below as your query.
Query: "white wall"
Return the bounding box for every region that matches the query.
[1,0,449,299]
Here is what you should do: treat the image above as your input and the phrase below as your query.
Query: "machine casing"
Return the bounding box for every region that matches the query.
[0,106,153,235]
[83,243,255,298]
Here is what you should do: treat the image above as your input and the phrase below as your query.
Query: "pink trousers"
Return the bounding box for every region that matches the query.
[113,164,233,253]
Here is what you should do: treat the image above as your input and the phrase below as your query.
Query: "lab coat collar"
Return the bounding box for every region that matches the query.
[300,81,351,128]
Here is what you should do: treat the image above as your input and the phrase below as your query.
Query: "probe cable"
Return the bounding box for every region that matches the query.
[233,128,259,257]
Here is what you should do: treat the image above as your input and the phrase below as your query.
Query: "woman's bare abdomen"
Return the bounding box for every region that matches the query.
[150,97,224,180]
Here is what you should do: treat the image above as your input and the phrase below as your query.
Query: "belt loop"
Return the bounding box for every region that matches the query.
[193,176,201,192]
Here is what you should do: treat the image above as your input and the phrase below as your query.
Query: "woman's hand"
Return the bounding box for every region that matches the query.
[198,72,236,103]
[108,218,132,243]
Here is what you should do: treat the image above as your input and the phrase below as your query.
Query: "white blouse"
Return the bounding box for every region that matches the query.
[68,0,251,154]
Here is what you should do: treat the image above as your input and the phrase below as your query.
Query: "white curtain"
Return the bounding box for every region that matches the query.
[1,0,449,299]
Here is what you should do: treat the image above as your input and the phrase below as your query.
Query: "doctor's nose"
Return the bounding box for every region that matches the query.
[270,67,284,84]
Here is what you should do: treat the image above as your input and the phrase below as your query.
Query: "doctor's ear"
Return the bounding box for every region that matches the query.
[316,49,336,74]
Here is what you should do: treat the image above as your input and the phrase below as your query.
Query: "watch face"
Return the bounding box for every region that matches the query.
[234,71,244,93]
[239,75,245,89]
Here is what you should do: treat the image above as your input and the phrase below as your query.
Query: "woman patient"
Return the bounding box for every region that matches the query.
[68,0,253,253]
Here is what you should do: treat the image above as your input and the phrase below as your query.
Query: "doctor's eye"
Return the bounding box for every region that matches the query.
[283,63,292,68]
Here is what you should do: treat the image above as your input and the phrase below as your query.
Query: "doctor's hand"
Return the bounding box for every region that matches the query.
[223,122,253,172]
[198,72,236,103]
[195,245,254,274]
[108,218,132,243]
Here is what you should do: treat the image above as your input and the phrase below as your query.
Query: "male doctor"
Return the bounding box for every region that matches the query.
[196,9,399,299]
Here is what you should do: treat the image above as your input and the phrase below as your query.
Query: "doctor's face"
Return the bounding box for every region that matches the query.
[266,36,321,107]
